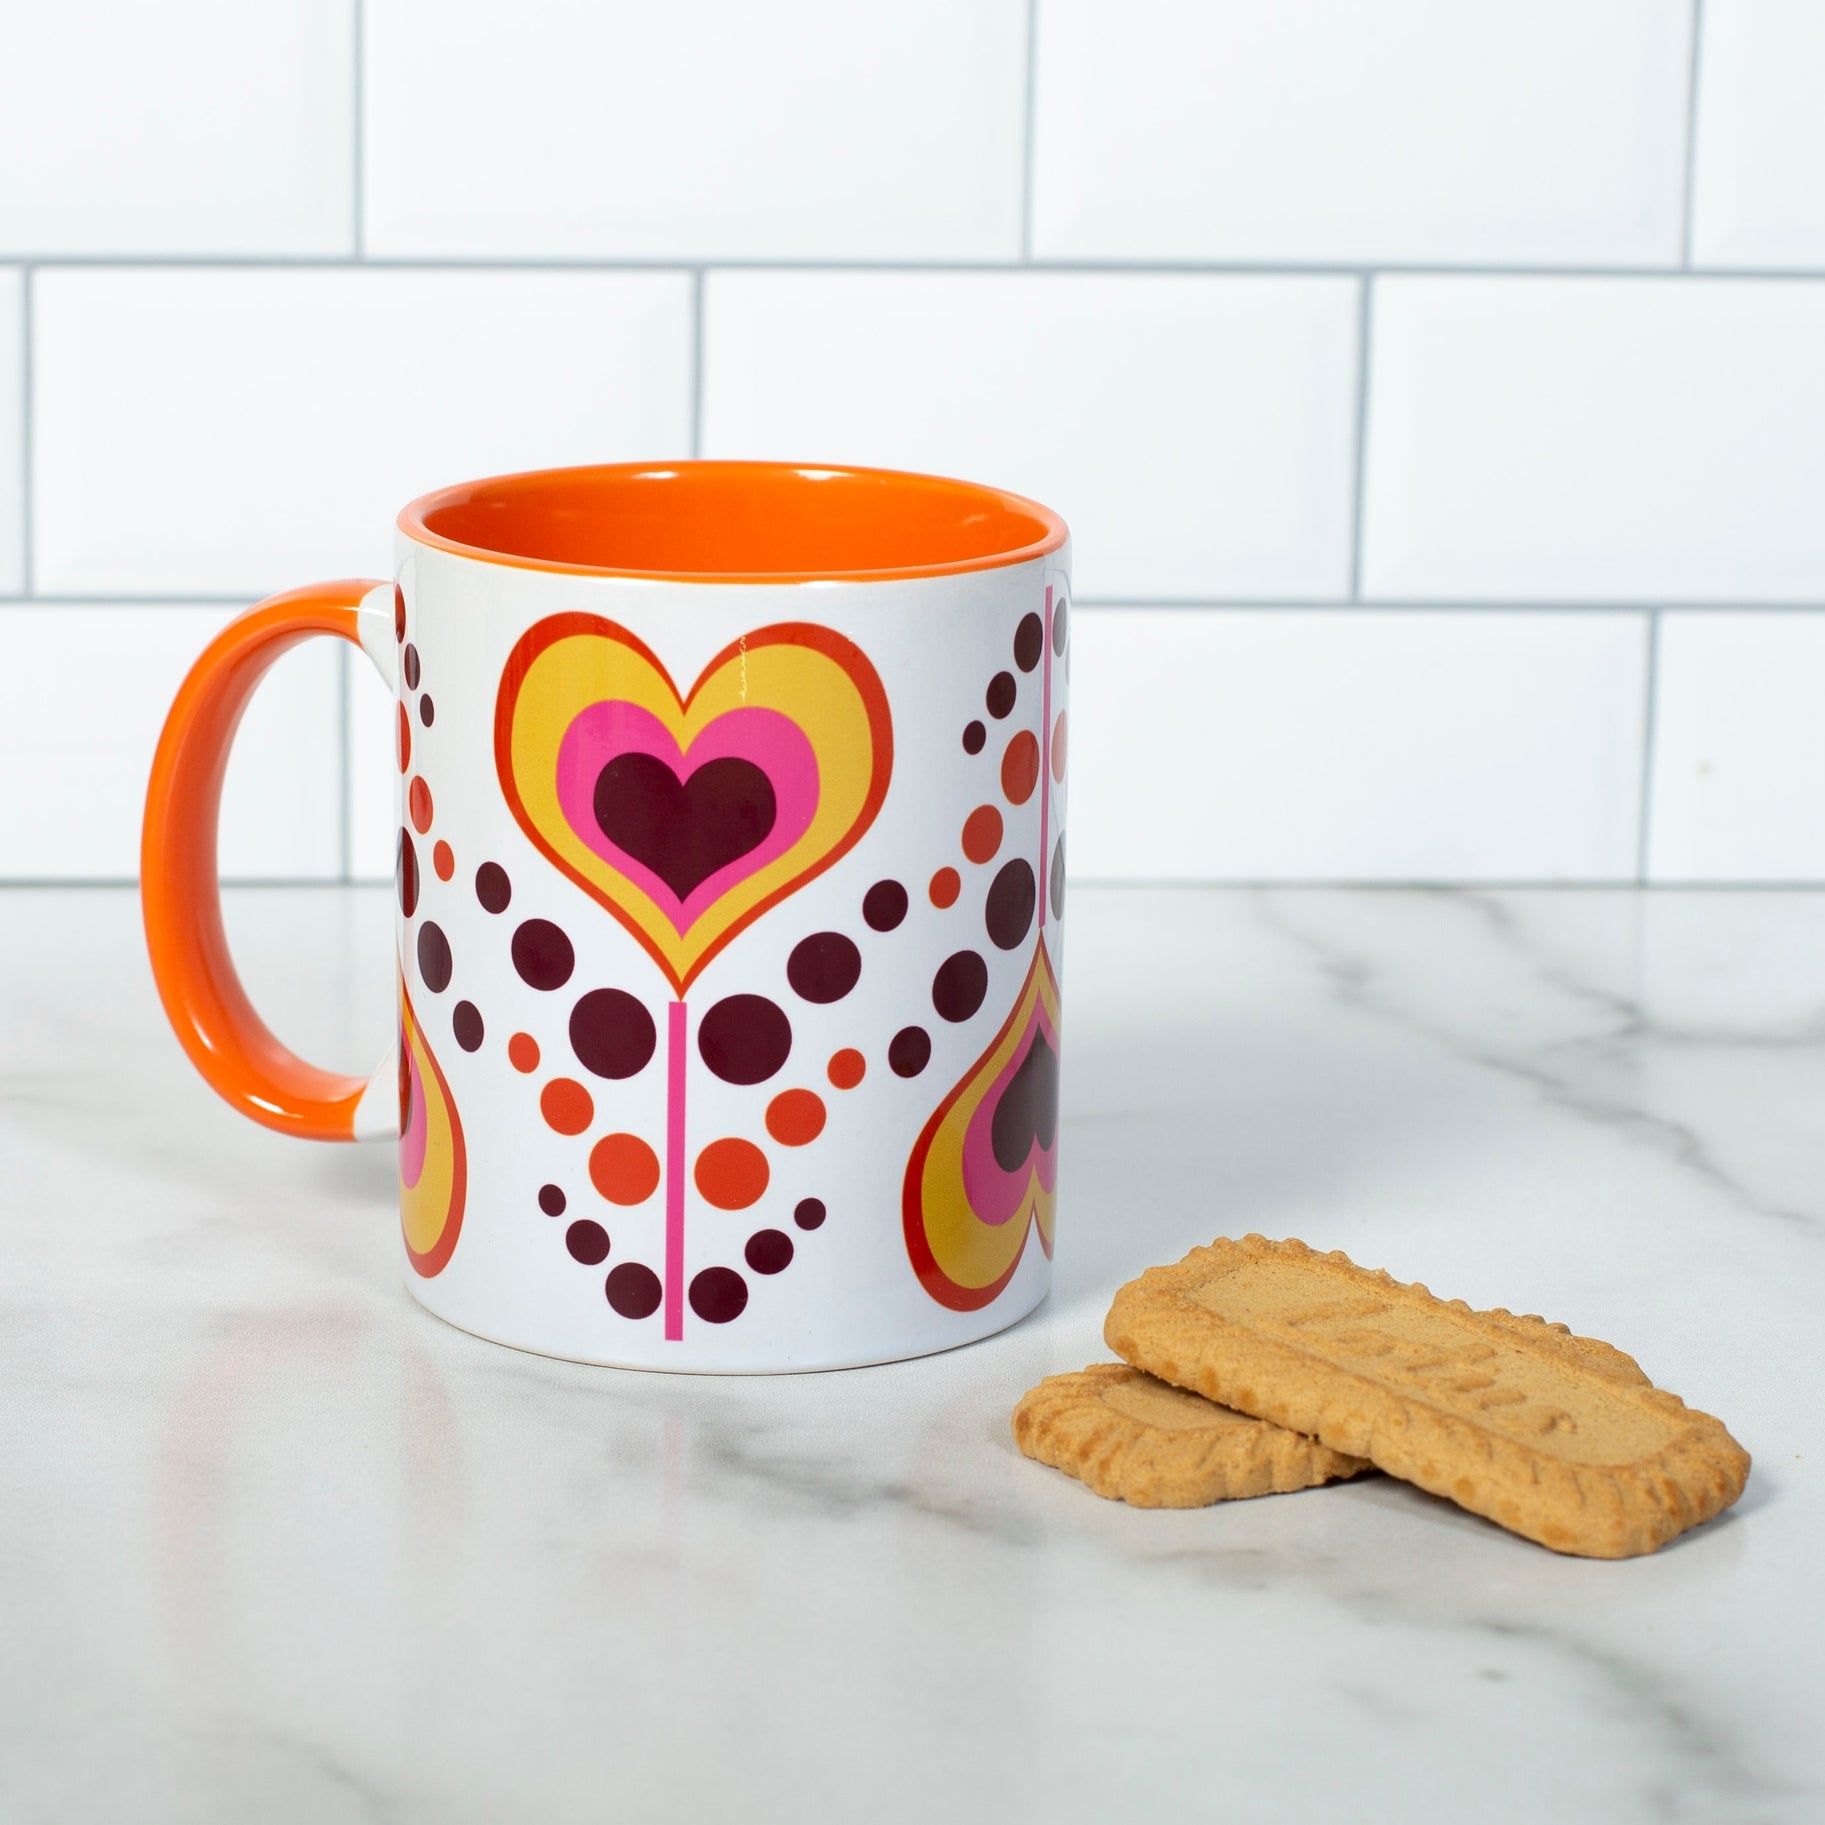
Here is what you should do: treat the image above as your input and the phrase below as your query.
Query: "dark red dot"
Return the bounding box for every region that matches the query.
[403,643,421,690]
[416,922,453,993]
[418,694,435,726]
[698,994,791,1084]
[475,862,511,913]
[794,1197,827,1230]
[452,1000,484,1050]
[933,951,987,1022]
[787,932,861,1003]
[689,1266,749,1324]
[1014,612,1044,672]
[1051,834,1066,919]
[986,672,1016,719]
[538,1183,567,1216]
[511,919,574,990]
[745,1229,794,1275]
[392,585,406,643]
[566,1219,610,1266]
[397,828,418,918]
[569,988,656,1079]
[889,1026,931,1077]
[985,859,1036,951]
[606,1262,663,1319]
[1053,596,1069,654]
[962,720,986,755]
[863,879,907,932]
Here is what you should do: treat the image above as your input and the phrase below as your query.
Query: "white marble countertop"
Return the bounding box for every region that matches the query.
[2,884,1821,1823]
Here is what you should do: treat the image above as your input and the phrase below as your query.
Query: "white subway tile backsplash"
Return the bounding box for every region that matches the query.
[1690,0,1825,270]
[31,269,694,597]
[0,607,342,880]
[364,0,1027,262]
[0,2,353,257]
[1647,612,1825,882]
[0,269,20,594]
[702,270,1359,601]
[347,648,398,883]
[1361,277,1825,603]
[1032,0,1691,268]
[1069,609,1647,882]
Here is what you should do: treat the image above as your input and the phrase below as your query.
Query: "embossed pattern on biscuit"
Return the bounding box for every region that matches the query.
[1105,1236,1750,1558]
[1012,1363,1370,1508]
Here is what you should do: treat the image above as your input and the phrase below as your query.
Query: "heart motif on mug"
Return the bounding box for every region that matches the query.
[496,613,892,993]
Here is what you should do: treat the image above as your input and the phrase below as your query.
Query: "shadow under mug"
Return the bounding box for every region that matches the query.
[142,461,1072,1372]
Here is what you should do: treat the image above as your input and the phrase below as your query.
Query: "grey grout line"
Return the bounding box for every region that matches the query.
[0,594,279,606]
[1637,609,1663,883]
[1020,0,1040,263]
[1069,597,1825,614]
[1681,0,1705,269]
[17,265,30,594]
[1348,276,1373,599]
[338,647,353,883]
[690,269,705,458]
[352,0,366,258]
[9,253,1825,280]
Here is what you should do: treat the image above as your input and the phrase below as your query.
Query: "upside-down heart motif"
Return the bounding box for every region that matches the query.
[903,937,1060,1311]
[495,615,892,994]
[399,972,466,1278]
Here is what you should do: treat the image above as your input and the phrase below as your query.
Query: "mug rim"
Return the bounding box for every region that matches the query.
[399,460,1069,585]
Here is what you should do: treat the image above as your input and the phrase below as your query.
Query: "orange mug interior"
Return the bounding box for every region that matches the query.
[399,461,1067,584]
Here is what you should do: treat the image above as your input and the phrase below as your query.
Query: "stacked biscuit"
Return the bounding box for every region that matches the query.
[1013,1235,1749,1559]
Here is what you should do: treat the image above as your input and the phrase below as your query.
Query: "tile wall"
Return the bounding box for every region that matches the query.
[2,0,1821,883]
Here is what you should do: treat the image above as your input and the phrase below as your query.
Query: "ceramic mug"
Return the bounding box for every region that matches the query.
[142,462,1071,1371]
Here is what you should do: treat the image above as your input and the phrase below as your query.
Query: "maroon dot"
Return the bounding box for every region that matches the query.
[403,643,421,690]
[698,994,791,1084]
[689,1266,748,1324]
[511,919,574,990]
[1014,613,1044,672]
[569,988,656,1079]
[397,828,419,918]
[888,1026,931,1077]
[962,720,986,755]
[787,932,861,1003]
[416,922,453,993]
[1053,596,1069,655]
[538,1183,567,1216]
[986,672,1016,719]
[863,879,908,932]
[475,862,511,913]
[932,951,987,1022]
[418,694,435,726]
[452,1000,484,1050]
[794,1197,827,1230]
[606,1262,662,1319]
[566,1219,610,1266]
[745,1229,794,1275]
[985,859,1036,951]
[1050,834,1066,920]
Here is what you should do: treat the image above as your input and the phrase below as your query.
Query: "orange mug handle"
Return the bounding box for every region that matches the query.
[142,580,394,1140]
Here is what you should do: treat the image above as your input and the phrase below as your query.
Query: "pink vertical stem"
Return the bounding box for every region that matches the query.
[1039,586,1052,930]
[665,999,687,1341]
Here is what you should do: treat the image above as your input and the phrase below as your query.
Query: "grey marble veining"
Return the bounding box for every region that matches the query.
[1,885,1820,1824]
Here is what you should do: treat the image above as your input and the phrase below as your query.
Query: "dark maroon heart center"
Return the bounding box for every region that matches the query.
[593,752,778,902]
[991,1030,1059,1173]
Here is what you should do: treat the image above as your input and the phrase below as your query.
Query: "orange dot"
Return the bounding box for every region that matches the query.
[540,1077,594,1135]
[827,1047,866,1090]
[432,839,454,881]
[961,804,1003,864]
[590,1132,661,1205]
[397,702,411,773]
[1051,710,1068,783]
[694,1137,770,1210]
[508,1032,540,1073]
[1000,730,1040,806]
[766,1088,827,1146]
[929,866,961,909]
[408,776,434,834]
